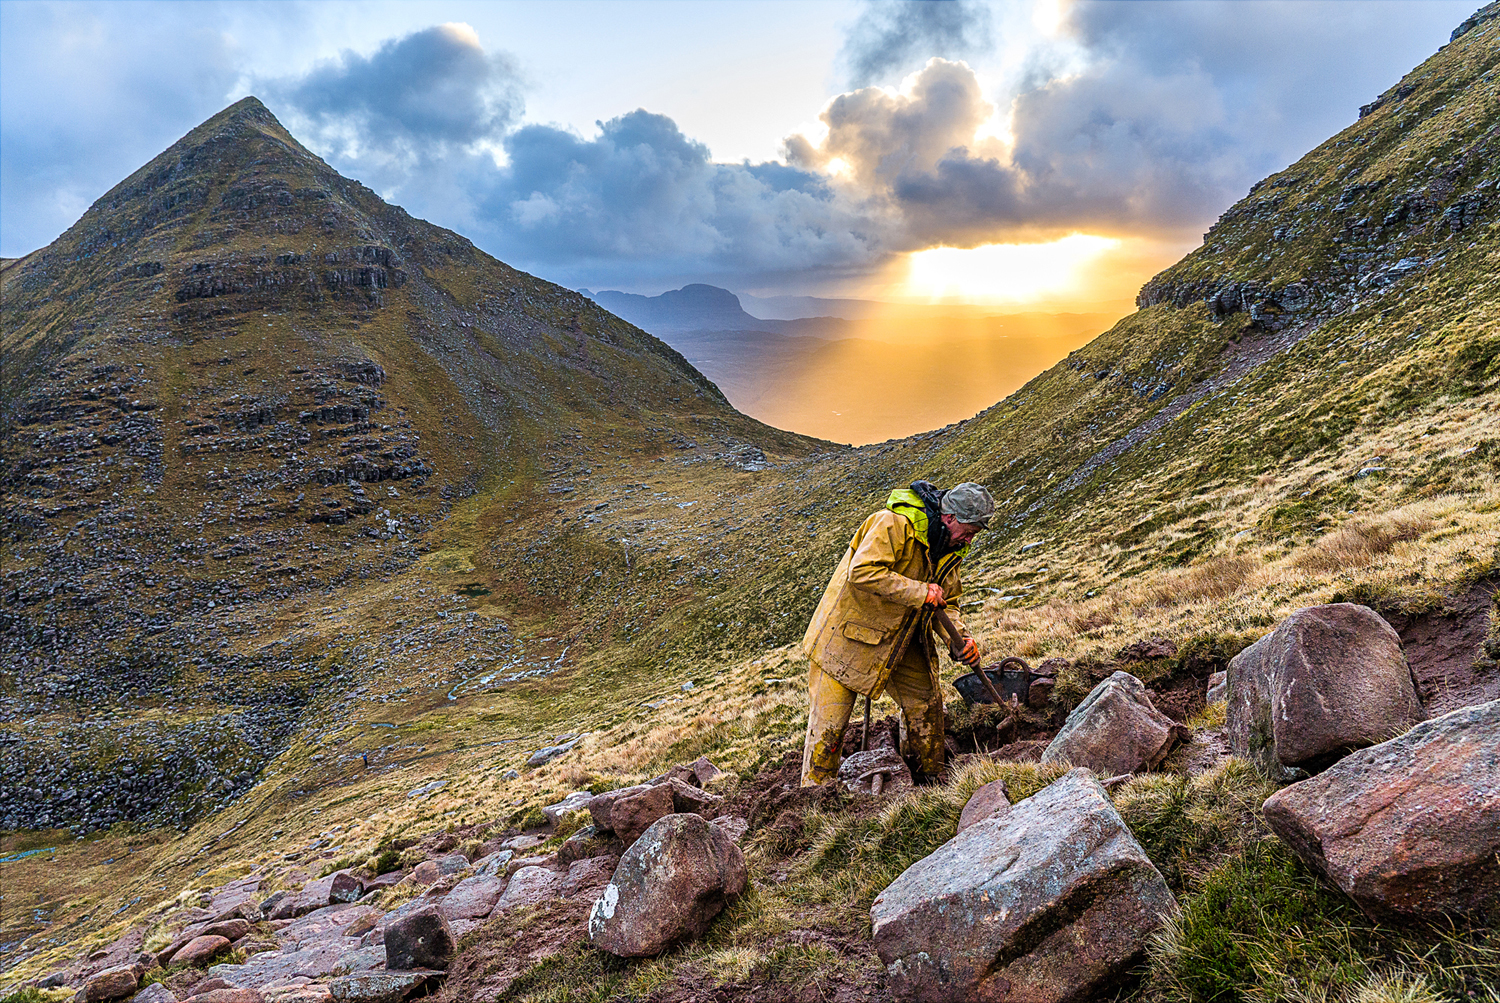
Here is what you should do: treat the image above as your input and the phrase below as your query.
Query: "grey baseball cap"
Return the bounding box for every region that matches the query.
[941,482,996,528]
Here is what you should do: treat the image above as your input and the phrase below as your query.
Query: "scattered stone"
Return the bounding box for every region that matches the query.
[471,850,511,878]
[1206,671,1227,704]
[39,973,69,989]
[360,872,405,893]
[1228,603,1424,776]
[498,834,544,852]
[183,990,263,1003]
[1041,671,1187,775]
[330,946,385,977]
[328,971,443,1003]
[181,981,234,998]
[407,862,439,887]
[606,784,676,845]
[957,779,1011,832]
[837,748,913,795]
[133,984,179,1003]
[329,872,363,904]
[711,816,749,845]
[383,906,454,971]
[495,866,563,912]
[587,785,651,832]
[689,757,723,786]
[589,813,748,957]
[526,734,584,767]
[503,855,551,877]
[261,986,330,1003]
[440,876,504,920]
[542,791,594,826]
[562,857,617,899]
[871,769,1176,1002]
[1263,699,1500,920]
[200,920,252,943]
[75,965,139,1002]
[666,777,724,817]
[175,936,232,969]
[557,827,610,867]
[432,854,468,876]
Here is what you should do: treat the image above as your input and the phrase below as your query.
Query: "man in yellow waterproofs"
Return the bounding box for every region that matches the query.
[800,480,994,786]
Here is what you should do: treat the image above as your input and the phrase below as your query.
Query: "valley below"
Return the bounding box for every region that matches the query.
[5,7,1500,1002]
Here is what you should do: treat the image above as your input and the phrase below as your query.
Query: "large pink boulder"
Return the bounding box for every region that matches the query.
[601,784,675,845]
[1228,603,1424,777]
[75,965,139,1002]
[871,770,1176,1002]
[1263,699,1500,920]
[588,814,747,957]
[174,935,231,969]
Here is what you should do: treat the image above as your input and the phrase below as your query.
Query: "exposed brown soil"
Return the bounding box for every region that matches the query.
[1380,578,1499,716]
[1147,673,1207,723]
[434,898,596,1003]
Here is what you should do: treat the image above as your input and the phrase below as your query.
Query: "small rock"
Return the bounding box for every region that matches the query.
[495,866,562,912]
[956,779,1011,832]
[1041,671,1187,775]
[872,769,1175,1002]
[432,854,468,876]
[607,784,676,845]
[184,982,235,998]
[541,791,594,826]
[837,748,912,795]
[328,971,443,1003]
[329,872,363,904]
[175,936,232,969]
[557,828,606,867]
[471,850,511,877]
[408,862,439,887]
[200,920,252,943]
[133,984,179,1003]
[1206,671,1227,704]
[361,872,405,893]
[500,769,519,781]
[666,777,724,817]
[587,785,652,832]
[1263,699,1500,920]
[526,734,584,767]
[562,857,617,899]
[504,855,551,877]
[589,813,748,957]
[382,906,454,971]
[710,816,749,844]
[1228,603,1424,776]
[440,876,504,920]
[38,973,69,989]
[76,966,139,1002]
[183,990,263,1003]
[499,834,544,852]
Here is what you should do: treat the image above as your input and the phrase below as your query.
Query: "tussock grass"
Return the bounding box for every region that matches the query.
[1112,759,1274,892]
[1296,508,1437,574]
[1145,839,1500,1003]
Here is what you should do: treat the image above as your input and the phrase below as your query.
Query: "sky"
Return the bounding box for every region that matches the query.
[0,0,1479,311]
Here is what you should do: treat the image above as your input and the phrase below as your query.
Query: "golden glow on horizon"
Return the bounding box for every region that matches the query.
[903,235,1122,304]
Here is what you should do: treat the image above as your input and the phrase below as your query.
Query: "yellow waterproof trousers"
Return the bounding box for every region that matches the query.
[800,655,945,786]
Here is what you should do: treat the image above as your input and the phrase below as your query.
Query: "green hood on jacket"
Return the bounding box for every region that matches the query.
[886,487,969,559]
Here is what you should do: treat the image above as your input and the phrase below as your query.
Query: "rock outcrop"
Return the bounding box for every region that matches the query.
[1228,604,1424,776]
[1041,671,1187,775]
[871,769,1176,1002]
[589,814,748,957]
[1263,699,1500,920]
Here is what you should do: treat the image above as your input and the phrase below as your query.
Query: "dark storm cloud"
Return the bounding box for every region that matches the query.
[841,0,993,87]
[274,24,522,164]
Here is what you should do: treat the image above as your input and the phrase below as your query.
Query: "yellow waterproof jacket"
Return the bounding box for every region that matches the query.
[802,488,970,697]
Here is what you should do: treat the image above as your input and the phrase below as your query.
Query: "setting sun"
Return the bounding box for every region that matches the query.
[903,234,1122,304]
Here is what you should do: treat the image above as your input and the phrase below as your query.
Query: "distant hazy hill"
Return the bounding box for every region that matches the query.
[580,283,1120,441]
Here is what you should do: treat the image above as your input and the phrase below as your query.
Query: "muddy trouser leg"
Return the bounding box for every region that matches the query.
[886,651,945,777]
[801,659,858,787]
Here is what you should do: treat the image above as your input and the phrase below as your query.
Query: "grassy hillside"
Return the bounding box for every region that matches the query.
[5,8,1500,1002]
